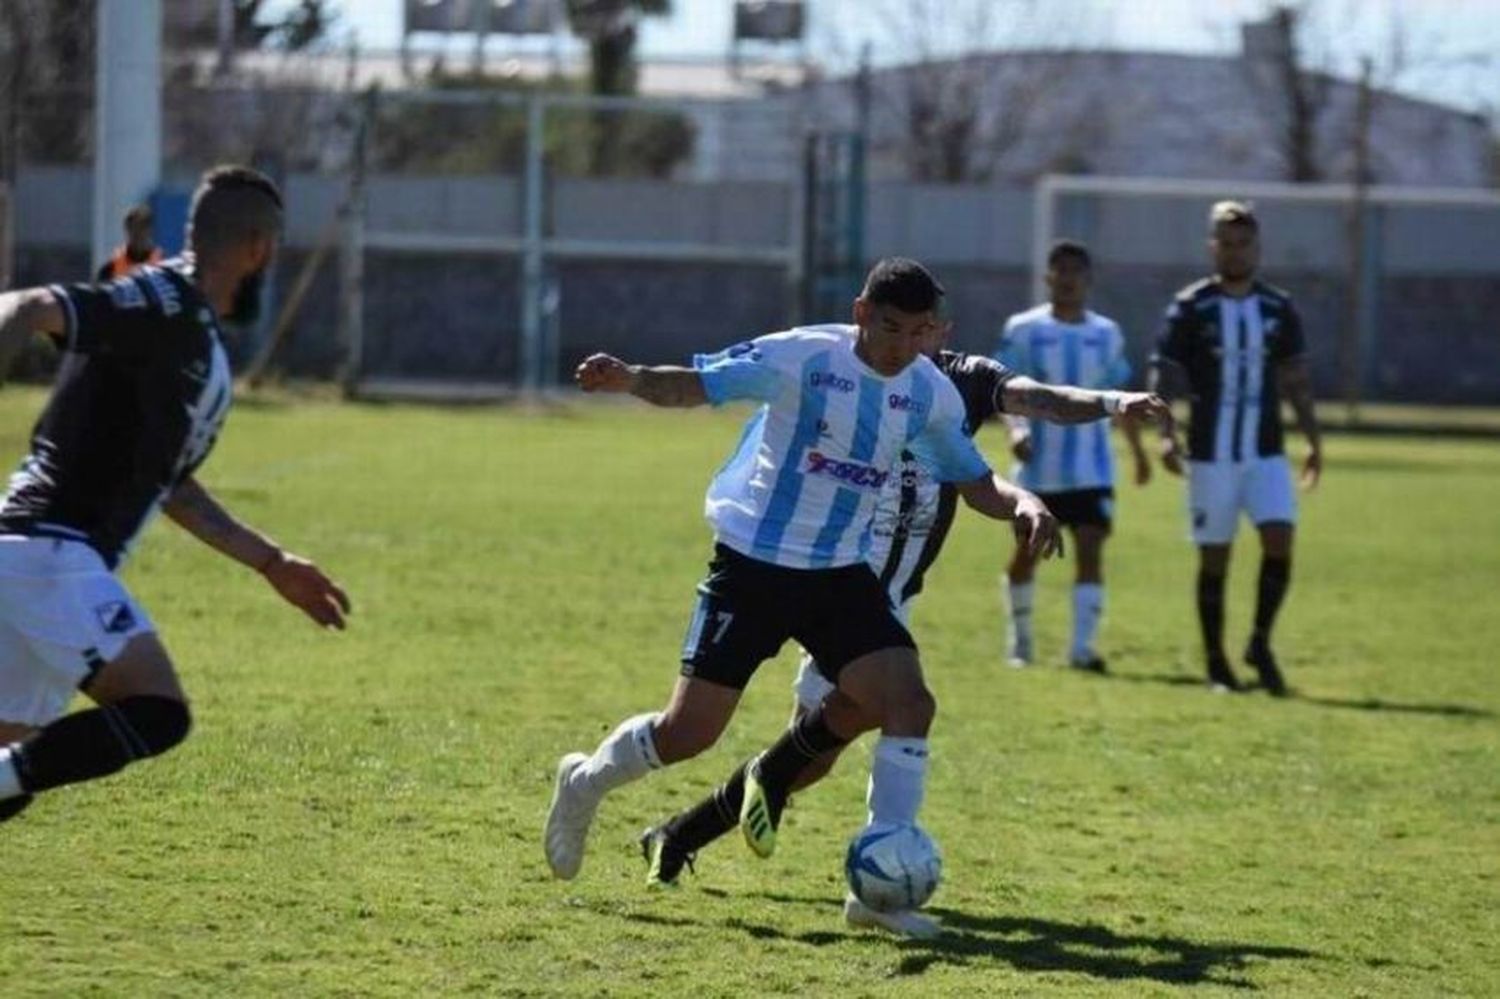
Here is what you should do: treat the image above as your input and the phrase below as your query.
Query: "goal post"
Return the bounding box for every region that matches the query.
[1031,174,1500,405]
[0,181,11,291]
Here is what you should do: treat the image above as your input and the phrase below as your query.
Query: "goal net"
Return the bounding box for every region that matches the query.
[1031,174,1500,405]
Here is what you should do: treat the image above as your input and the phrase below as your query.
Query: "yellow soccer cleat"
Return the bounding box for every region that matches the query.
[739,756,782,859]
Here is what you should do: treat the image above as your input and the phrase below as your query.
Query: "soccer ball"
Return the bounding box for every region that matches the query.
[844,821,942,913]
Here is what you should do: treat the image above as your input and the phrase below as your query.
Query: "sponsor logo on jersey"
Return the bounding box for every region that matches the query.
[94,600,137,635]
[887,393,928,415]
[801,449,889,491]
[809,371,855,393]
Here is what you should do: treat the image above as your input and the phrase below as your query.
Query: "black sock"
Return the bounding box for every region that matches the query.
[1253,558,1291,640]
[754,707,848,798]
[14,697,190,793]
[1196,571,1227,661]
[664,763,746,854]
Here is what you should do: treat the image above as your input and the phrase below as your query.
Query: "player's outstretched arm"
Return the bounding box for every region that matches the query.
[163,476,351,630]
[955,473,1064,561]
[574,352,708,408]
[1118,414,1152,486]
[1146,361,1187,476]
[1277,357,1323,490]
[1002,376,1168,426]
[0,289,65,385]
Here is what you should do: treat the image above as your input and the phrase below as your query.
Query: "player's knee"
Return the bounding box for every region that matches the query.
[652,713,721,764]
[885,684,936,735]
[114,695,192,758]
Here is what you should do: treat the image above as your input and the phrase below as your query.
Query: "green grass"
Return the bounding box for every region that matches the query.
[1,387,1497,997]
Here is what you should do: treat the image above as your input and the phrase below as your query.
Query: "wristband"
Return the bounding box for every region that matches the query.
[1102,392,1125,416]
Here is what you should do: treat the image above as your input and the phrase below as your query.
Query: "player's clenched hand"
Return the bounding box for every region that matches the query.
[575,353,636,393]
[261,552,351,630]
[1301,446,1322,491]
[1160,435,1185,477]
[1013,493,1063,561]
[1116,392,1170,424]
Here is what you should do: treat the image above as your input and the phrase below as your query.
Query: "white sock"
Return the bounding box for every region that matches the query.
[1006,581,1035,652]
[866,736,929,825]
[1071,582,1104,660]
[570,712,662,798]
[0,745,23,800]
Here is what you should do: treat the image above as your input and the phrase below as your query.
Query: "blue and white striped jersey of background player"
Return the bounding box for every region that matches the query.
[994,304,1131,494]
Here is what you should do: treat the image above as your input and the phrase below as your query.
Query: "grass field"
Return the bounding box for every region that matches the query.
[2,386,1497,997]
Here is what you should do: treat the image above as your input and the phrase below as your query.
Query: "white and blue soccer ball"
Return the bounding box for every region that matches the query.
[844,821,942,913]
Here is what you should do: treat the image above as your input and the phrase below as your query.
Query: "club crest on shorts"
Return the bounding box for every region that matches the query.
[94,601,137,635]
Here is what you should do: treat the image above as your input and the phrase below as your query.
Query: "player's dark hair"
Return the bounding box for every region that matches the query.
[124,203,153,229]
[188,164,284,256]
[1047,239,1091,269]
[1210,200,1259,234]
[861,257,945,314]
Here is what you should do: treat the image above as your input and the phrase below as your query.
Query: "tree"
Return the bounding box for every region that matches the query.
[562,0,672,175]
[854,0,1102,184]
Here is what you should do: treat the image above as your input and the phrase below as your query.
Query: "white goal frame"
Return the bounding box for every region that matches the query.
[1031,173,1500,304]
[0,181,11,292]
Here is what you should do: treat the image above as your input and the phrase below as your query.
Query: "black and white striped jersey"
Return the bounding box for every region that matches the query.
[871,350,1015,604]
[1154,277,1306,464]
[0,257,233,568]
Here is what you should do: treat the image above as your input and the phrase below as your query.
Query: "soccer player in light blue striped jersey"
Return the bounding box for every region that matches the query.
[544,258,1063,884]
[996,240,1150,673]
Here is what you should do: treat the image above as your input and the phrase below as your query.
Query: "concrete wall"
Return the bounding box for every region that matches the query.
[10,166,1500,403]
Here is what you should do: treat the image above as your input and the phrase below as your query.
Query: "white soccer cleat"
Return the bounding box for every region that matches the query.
[1007,634,1034,668]
[543,752,598,880]
[843,894,943,940]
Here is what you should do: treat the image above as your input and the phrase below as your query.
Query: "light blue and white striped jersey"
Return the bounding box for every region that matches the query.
[995,306,1131,493]
[694,324,990,570]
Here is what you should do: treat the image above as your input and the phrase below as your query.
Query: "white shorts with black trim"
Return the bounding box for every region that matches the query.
[0,536,154,726]
[1187,456,1297,546]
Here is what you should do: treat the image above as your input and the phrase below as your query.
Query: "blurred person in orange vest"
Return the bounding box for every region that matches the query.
[95,204,162,282]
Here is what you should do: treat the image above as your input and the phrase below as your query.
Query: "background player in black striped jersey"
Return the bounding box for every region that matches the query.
[638,317,1167,937]
[0,165,350,824]
[1149,201,1323,695]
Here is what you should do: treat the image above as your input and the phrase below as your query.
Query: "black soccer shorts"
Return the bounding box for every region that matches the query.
[1036,487,1115,529]
[678,544,915,691]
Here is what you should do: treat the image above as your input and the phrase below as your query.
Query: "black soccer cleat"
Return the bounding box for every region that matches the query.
[1069,655,1108,675]
[1205,654,1242,693]
[639,826,695,888]
[0,793,33,824]
[1244,637,1288,697]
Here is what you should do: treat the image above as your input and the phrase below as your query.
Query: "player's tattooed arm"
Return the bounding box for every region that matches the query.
[165,477,351,629]
[1277,357,1323,489]
[574,352,708,407]
[1002,375,1168,425]
[955,474,1064,560]
[0,288,65,385]
[1146,361,1187,476]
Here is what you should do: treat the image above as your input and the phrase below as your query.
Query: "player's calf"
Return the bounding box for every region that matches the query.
[0,695,192,811]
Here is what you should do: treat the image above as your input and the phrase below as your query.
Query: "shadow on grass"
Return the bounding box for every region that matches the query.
[614,891,1319,988]
[903,908,1318,987]
[1114,672,1494,719]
